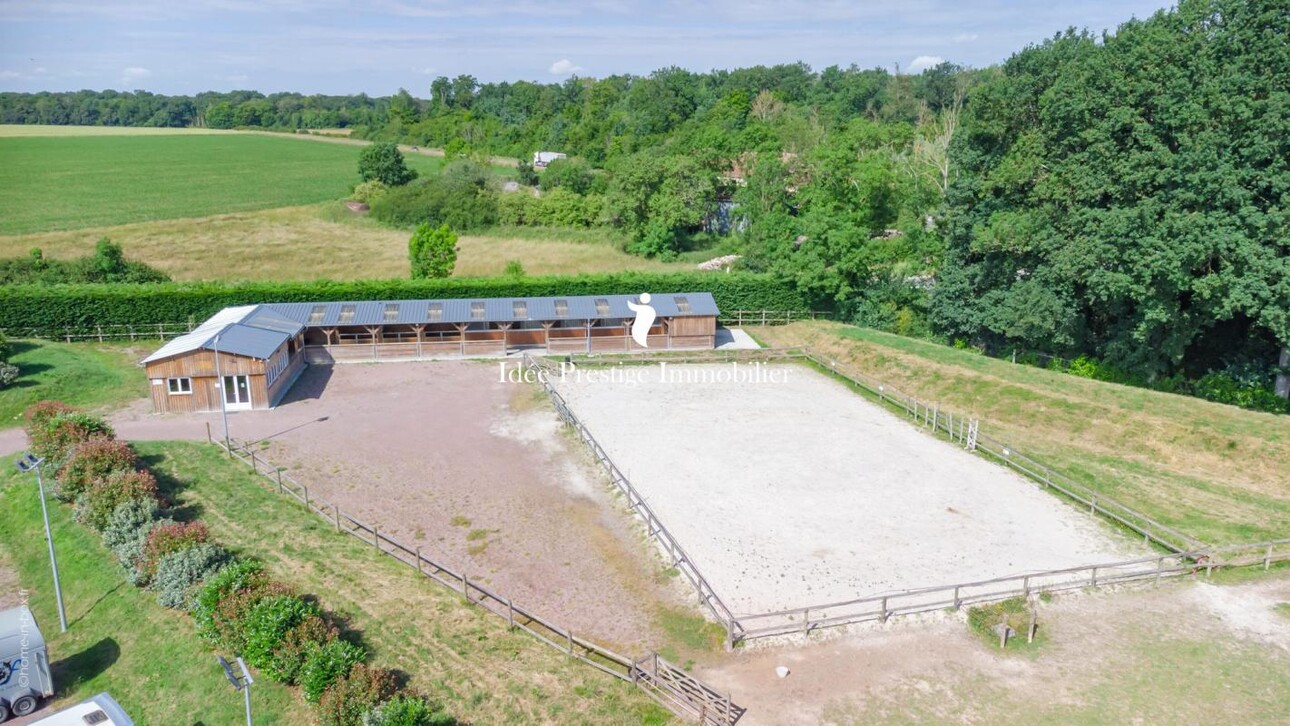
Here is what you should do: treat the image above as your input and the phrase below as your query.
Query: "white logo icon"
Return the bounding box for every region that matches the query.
[627,292,657,347]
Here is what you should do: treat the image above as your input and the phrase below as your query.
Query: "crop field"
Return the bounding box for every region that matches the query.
[0,132,448,234]
[0,204,689,280]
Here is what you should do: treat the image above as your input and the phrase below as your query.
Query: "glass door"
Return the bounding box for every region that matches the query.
[222,375,251,410]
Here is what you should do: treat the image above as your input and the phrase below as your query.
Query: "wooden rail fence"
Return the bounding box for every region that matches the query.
[717,310,832,326]
[211,434,743,725]
[523,353,745,649]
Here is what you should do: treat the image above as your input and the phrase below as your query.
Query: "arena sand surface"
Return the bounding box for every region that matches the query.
[551,361,1143,615]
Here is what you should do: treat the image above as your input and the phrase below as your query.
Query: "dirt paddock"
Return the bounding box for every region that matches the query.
[552,362,1143,616]
[119,361,686,650]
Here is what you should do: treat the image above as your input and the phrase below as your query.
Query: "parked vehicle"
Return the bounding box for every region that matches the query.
[30,693,133,725]
[0,606,54,722]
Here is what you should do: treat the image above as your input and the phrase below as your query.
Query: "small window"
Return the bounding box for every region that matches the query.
[427,302,443,322]
[512,301,528,318]
[384,303,399,322]
[674,296,692,313]
[339,304,356,323]
[470,301,486,320]
[167,377,192,395]
[594,298,610,316]
[554,299,569,317]
[307,305,327,324]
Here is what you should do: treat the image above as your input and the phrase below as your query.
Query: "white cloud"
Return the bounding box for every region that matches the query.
[954,33,979,42]
[121,66,152,86]
[0,70,20,79]
[411,66,437,75]
[906,55,945,73]
[548,59,584,76]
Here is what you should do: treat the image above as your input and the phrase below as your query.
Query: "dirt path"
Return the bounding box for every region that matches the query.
[701,574,1290,725]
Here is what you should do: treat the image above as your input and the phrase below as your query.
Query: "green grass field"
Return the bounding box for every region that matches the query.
[758,322,1290,545]
[0,133,447,234]
[0,340,147,428]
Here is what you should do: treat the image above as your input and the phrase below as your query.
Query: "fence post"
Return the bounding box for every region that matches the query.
[302,485,309,511]
[415,547,422,574]
[250,449,258,474]
[1090,494,1097,515]
[334,506,341,533]
[880,597,889,624]
[206,422,212,444]
[373,526,379,549]
[1090,567,1097,587]
[276,469,283,494]
[507,598,515,630]
[1027,609,1037,644]
[1023,575,1030,598]
[953,586,961,610]
[1265,544,1274,571]
[461,572,469,599]
[566,630,574,656]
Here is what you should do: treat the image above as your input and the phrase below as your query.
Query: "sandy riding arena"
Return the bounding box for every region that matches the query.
[551,361,1141,616]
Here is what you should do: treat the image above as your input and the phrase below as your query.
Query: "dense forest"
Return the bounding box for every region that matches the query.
[0,0,1284,408]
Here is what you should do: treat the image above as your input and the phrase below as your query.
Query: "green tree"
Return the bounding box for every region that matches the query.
[538,157,594,194]
[408,224,458,279]
[358,142,417,187]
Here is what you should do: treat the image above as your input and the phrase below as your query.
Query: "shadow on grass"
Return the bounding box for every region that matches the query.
[50,637,120,697]
[69,581,126,628]
[137,452,204,523]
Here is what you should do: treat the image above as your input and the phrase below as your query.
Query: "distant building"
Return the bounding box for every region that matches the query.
[532,151,567,168]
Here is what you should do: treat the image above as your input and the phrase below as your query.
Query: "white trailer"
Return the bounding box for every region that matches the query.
[0,606,54,722]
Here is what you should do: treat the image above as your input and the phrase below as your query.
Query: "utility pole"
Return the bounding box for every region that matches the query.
[16,454,67,633]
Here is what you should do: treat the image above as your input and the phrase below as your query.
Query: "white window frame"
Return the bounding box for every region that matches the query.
[167,377,192,395]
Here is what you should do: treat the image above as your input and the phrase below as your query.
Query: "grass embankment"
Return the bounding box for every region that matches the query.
[0,458,310,722]
[134,441,671,724]
[0,133,448,235]
[0,204,692,280]
[0,340,146,428]
[756,322,1290,545]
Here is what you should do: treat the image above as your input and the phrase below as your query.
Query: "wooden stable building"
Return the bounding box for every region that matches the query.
[144,292,719,413]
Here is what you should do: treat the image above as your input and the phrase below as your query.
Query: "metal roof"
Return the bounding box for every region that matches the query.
[0,605,45,652]
[143,304,300,364]
[263,292,719,327]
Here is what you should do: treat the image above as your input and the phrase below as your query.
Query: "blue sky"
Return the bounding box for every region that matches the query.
[0,1,1175,96]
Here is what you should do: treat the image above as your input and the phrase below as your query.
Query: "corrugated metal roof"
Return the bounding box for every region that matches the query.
[144,304,300,364]
[264,292,718,327]
[142,305,260,363]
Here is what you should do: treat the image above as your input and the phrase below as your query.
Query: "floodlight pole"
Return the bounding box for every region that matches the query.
[18,455,67,632]
[239,657,253,726]
[213,332,231,454]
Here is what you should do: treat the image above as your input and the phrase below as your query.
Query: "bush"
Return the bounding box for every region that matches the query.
[139,521,210,583]
[241,595,321,670]
[503,260,525,278]
[151,543,230,609]
[408,224,458,280]
[352,180,389,203]
[538,157,595,195]
[0,330,9,361]
[358,142,416,187]
[317,664,399,726]
[363,695,457,726]
[0,362,17,389]
[193,559,270,644]
[369,175,497,231]
[101,497,163,582]
[0,273,809,336]
[1193,371,1290,414]
[495,191,537,225]
[266,614,338,684]
[300,638,366,702]
[74,468,160,531]
[25,405,115,466]
[56,436,136,502]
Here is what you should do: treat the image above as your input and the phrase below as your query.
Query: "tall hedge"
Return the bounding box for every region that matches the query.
[0,273,811,336]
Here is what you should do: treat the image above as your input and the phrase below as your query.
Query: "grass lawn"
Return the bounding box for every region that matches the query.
[135,441,672,724]
[755,322,1290,545]
[0,340,148,429]
[0,204,692,280]
[0,458,310,723]
[0,133,448,235]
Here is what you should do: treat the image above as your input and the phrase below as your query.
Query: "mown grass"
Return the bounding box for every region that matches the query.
[0,456,311,723]
[0,203,691,280]
[0,133,447,234]
[0,340,147,429]
[755,322,1290,545]
[136,440,672,724]
[966,597,1043,651]
[0,125,234,137]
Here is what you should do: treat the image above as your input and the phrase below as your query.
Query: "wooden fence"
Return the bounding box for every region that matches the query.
[717,310,831,326]
[1,322,197,343]
[733,538,1290,639]
[210,433,743,725]
[523,354,745,649]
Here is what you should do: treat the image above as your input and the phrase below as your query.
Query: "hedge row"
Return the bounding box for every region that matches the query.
[22,402,454,725]
[0,272,810,335]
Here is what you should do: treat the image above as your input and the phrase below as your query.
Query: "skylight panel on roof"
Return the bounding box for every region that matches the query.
[554,299,569,317]
[339,304,356,323]
[594,298,610,316]
[384,303,399,322]
[308,305,326,325]
[470,301,486,320]
[427,303,443,322]
[513,301,528,318]
[674,296,692,313]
